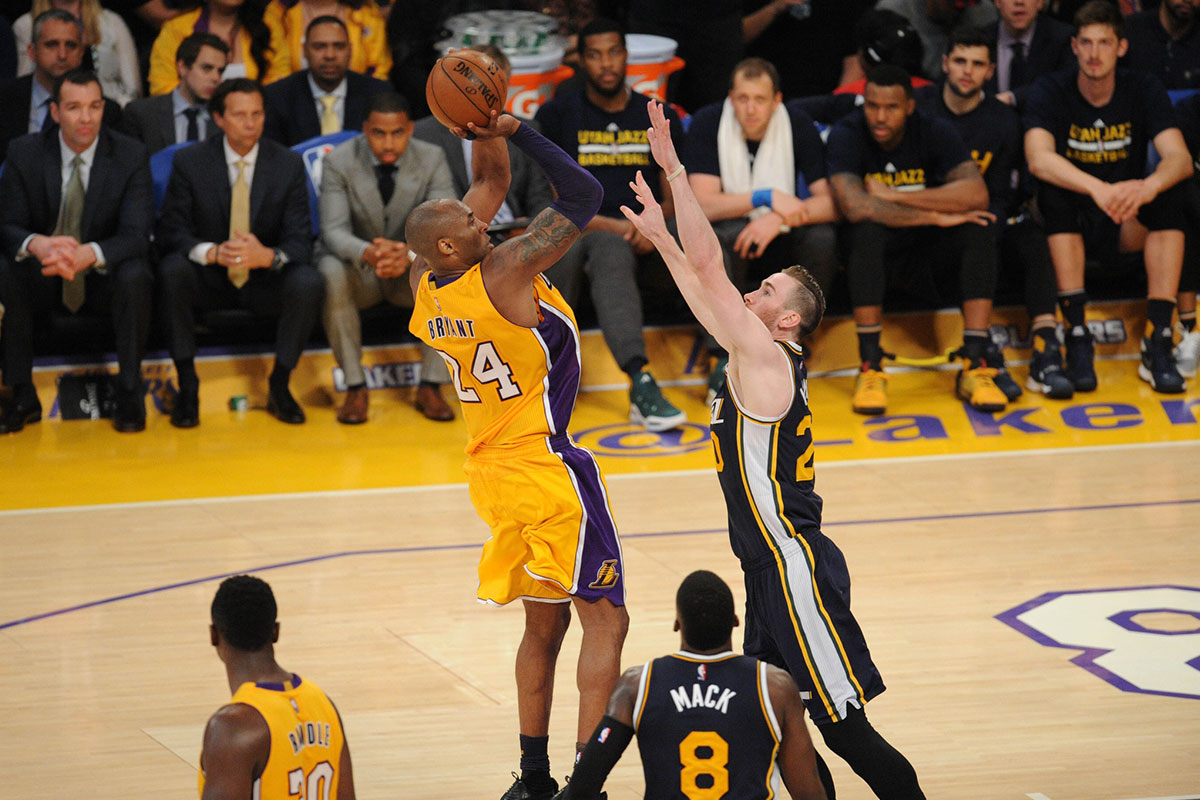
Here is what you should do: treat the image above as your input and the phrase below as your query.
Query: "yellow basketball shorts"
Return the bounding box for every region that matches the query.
[464,434,626,606]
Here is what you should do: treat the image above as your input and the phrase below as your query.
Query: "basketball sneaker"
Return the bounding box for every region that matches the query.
[629,371,686,432]
[1026,332,1074,399]
[501,773,558,800]
[851,366,887,415]
[1174,325,1200,379]
[983,339,1022,401]
[706,356,728,406]
[1138,333,1186,394]
[956,364,1008,412]
[1064,326,1097,392]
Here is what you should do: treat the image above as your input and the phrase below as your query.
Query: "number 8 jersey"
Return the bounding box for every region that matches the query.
[410,264,582,454]
[633,652,783,800]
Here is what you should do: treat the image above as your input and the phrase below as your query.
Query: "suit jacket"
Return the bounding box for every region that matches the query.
[0,126,152,267]
[317,133,455,264]
[263,70,390,147]
[412,116,553,223]
[157,135,312,266]
[123,93,215,155]
[985,15,1074,107]
[0,75,123,164]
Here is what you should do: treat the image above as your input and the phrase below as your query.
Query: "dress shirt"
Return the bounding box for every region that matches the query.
[996,21,1037,95]
[308,73,347,130]
[29,77,51,133]
[18,132,106,269]
[187,138,261,264]
[172,87,211,143]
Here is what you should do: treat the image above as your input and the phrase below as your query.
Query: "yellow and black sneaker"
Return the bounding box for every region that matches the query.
[956,364,1008,412]
[852,366,888,415]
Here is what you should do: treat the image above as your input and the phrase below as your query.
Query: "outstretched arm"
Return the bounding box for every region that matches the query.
[623,100,792,416]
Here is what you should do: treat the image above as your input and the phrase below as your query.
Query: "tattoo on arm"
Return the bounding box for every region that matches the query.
[505,207,580,276]
[831,172,931,227]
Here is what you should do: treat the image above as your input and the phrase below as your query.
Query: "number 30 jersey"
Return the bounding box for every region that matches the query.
[411,264,582,454]
[633,652,783,800]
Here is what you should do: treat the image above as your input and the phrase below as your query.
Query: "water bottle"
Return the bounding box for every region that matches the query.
[788,0,812,20]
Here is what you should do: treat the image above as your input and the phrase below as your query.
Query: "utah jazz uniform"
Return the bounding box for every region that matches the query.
[199,674,345,799]
[710,341,884,725]
[633,651,782,799]
[410,264,625,607]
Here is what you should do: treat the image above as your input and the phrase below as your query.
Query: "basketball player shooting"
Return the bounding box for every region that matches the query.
[621,100,927,799]
[404,94,630,800]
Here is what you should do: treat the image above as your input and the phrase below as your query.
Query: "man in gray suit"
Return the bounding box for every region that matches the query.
[318,90,457,424]
[123,33,228,154]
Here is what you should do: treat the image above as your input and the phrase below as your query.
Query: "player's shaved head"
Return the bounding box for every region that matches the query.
[782,266,826,340]
[677,570,737,651]
[405,198,462,261]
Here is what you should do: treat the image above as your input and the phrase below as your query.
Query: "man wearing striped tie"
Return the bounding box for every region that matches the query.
[157,77,324,427]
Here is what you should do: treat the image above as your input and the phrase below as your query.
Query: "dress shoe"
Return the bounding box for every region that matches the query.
[267,383,306,424]
[414,382,454,421]
[0,392,42,434]
[170,387,200,429]
[337,385,369,424]
[113,387,146,433]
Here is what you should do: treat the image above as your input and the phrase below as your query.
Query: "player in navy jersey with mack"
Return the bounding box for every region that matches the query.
[1024,0,1193,394]
[555,570,826,800]
[917,26,1075,399]
[618,99,926,800]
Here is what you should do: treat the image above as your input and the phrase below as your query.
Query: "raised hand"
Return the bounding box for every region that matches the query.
[620,169,669,243]
[646,99,682,174]
[460,109,520,140]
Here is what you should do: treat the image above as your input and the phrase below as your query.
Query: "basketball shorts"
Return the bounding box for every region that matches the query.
[463,433,626,607]
[741,531,885,726]
[1039,182,1187,259]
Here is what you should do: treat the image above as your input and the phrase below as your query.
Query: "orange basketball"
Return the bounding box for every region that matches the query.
[425,50,509,131]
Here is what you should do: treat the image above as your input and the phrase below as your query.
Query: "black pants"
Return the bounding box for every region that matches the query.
[997,216,1058,319]
[846,221,997,309]
[157,253,324,371]
[0,255,152,392]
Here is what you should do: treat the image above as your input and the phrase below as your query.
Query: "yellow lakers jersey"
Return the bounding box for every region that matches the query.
[199,674,345,800]
[410,265,582,453]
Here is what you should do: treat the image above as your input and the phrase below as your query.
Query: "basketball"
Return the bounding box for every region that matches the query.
[425,50,509,131]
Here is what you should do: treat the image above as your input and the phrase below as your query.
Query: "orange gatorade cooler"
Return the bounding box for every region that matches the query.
[624,33,684,103]
[506,46,574,118]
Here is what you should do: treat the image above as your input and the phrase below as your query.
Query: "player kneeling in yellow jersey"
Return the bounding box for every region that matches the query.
[200,575,355,800]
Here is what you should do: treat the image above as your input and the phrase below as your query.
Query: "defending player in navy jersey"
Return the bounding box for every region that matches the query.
[916,27,1075,399]
[555,570,826,800]
[620,99,926,800]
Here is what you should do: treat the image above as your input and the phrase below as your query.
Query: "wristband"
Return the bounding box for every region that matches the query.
[752,188,773,209]
[665,164,685,182]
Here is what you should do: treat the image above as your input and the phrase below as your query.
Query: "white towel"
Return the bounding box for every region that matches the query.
[716,98,795,220]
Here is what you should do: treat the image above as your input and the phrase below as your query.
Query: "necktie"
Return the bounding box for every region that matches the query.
[56,155,86,313]
[376,163,396,206]
[1009,42,1027,92]
[319,94,339,136]
[183,107,200,141]
[228,159,251,288]
[38,98,52,132]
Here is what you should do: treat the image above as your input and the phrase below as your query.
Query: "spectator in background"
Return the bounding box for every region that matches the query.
[682,57,839,399]
[827,64,1007,416]
[1122,0,1200,89]
[876,0,998,80]
[148,0,288,95]
[1,16,19,82]
[413,45,553,239]
[156,78,324,427]
[0,9,122,163]
[742,0,874,99]
[264,0,390,79]
[14,0,142,106]
[123,32,228,153]
[917,27,1073,400]
[0,69,154,434]
[317,91,457,424]
[535,17,687,433]
[262,15,388,146]
[985,0,1073,106]
[1170,90,1200,380]
[1024,0,1192,395]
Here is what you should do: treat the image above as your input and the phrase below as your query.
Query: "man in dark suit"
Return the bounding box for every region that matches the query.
[0,70,154,434]
[262,15,389,147]
[123,33,229,154]
[0,9,122,164]
[985,0,1074,107]
[157,78,325,427]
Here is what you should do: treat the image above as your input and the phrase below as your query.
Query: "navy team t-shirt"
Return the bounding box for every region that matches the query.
[825,106,972,191]
[1022,68,1178,183]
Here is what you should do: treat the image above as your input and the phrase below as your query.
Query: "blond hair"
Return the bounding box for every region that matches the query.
[32,0,101,45]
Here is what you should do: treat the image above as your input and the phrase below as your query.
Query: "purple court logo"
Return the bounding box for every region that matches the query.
[572,423,712,458]
[997,586,1200,700]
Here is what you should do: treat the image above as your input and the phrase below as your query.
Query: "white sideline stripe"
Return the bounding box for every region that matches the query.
[1,440,1197,517]
[1027,793,1054,800]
